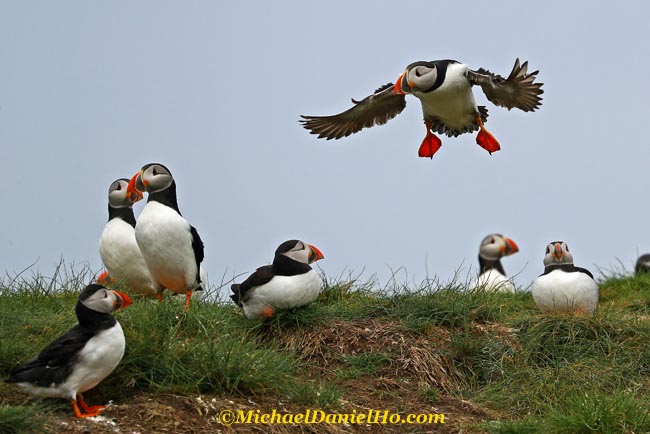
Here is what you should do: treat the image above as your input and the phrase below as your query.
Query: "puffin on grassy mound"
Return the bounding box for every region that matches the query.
[231,240,324,319]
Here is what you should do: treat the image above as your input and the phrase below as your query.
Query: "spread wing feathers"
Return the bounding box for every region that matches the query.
[468,58,544,112]
[230,265,275,306]
[300,83,407,140]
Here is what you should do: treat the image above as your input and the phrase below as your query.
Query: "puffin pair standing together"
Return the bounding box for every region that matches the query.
[99,163,205,308]
[301,58,543,158]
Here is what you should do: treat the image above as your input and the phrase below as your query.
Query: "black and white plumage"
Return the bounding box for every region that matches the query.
[98,178,155,295]
[126,163,205,308]
[5,284,131,418]
[635,254,650,275]
[300,58,543,158]
[532,241,599,313]
[470,234,519,293]
[231,240,324,319]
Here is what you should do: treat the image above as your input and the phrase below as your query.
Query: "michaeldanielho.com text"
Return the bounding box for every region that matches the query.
[217,409,446,426]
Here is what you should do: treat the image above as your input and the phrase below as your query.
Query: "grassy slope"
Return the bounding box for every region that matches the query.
[2,267,650,433]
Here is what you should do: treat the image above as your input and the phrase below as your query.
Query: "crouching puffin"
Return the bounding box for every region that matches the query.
[127,163,205,308]
[5,284,131,418]
[99,178,156,296]
[231,240,324,319]
[300,58,543,158]
[470,234,519,293]
[532,241,599,314]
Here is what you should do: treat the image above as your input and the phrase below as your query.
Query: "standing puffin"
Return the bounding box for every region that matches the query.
[126,163,204,308]
[635,254,650,275]
[231,240,324,319]
[98,178,155,296]
[470,234,519,293]
[300,58,543,158]
[532,241,599,314]
[5,284,131,418]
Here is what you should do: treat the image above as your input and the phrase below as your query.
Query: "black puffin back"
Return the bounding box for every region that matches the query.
[108,204,137,228]
[147,180,181,215]
[478,254,506,276]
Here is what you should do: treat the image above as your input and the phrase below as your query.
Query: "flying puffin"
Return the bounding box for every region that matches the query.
[5,284,131,418]
[470,234,519,293]
[635,254,650,275]
[531,241,599,314]
[231,240,324,319]
[98,178,156,296]
[126,163,205,308]
[300,58,543,158]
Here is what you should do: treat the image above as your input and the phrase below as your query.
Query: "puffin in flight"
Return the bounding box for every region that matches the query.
[531,241,599,314]
[98,178,156,296]
[300,58,543,158]
[470,233,519,293]
[231,239,324,319]
[5,284,131,418]
[126,163,205,308]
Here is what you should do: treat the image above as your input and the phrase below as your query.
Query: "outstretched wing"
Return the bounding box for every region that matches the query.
[300,83,407,140]
[467,58,544,112]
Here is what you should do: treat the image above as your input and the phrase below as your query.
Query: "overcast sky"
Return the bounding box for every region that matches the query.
[2,1,649,294]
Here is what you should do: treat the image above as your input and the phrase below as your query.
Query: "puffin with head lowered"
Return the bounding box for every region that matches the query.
[532,241,599,314]
[98,178,155,295]
[231,240,324,319]
[300,58,543,158]
[126,163,205,308]
[470,234,519,293]
[5,284,131,418]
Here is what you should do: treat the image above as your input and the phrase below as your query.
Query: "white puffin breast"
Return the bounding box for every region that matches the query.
[243,270,322,319]
[99,219,155,295]
[532,270,599,313]
[471,270,516,293]
[135,202,198,293]
[415,63,478,129]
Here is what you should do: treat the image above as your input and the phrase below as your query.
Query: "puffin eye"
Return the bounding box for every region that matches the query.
[546,247,550,254]
[116,183,122,191]
[490,237,495,244]
[152,167,158,176]
[565,245,569,252]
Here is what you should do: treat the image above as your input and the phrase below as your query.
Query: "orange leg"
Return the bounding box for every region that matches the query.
[475,115,501,154]
[184,290,192,309]
[71,395,105,418]
[418,121,443,159]
[156,292,164,302]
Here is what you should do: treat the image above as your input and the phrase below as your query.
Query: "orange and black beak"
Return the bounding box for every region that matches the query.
[308,244,325,263]
[112,290,132,311]
[553,243,564,261]
[127,171,146,202]
[502,237,519,256]
[393,70,412,95]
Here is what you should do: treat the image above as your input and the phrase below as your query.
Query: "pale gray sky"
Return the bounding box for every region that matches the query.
[2,1,649,292]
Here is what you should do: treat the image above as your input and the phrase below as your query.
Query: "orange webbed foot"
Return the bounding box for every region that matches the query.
[184,291,192,310]
[72,398,105,418]
[475,116,501,154]
[418,131,442,159]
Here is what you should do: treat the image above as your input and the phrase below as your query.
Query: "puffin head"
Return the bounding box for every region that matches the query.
[127,163,174,200]
[108,178,142,208]
[479,234,519,261]
[275,240,324,264]
[543,241,574,266]
[393,61,443,95]
[78,284,132,314]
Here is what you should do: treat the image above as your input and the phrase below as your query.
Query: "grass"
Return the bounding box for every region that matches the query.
[2,263,650,433]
